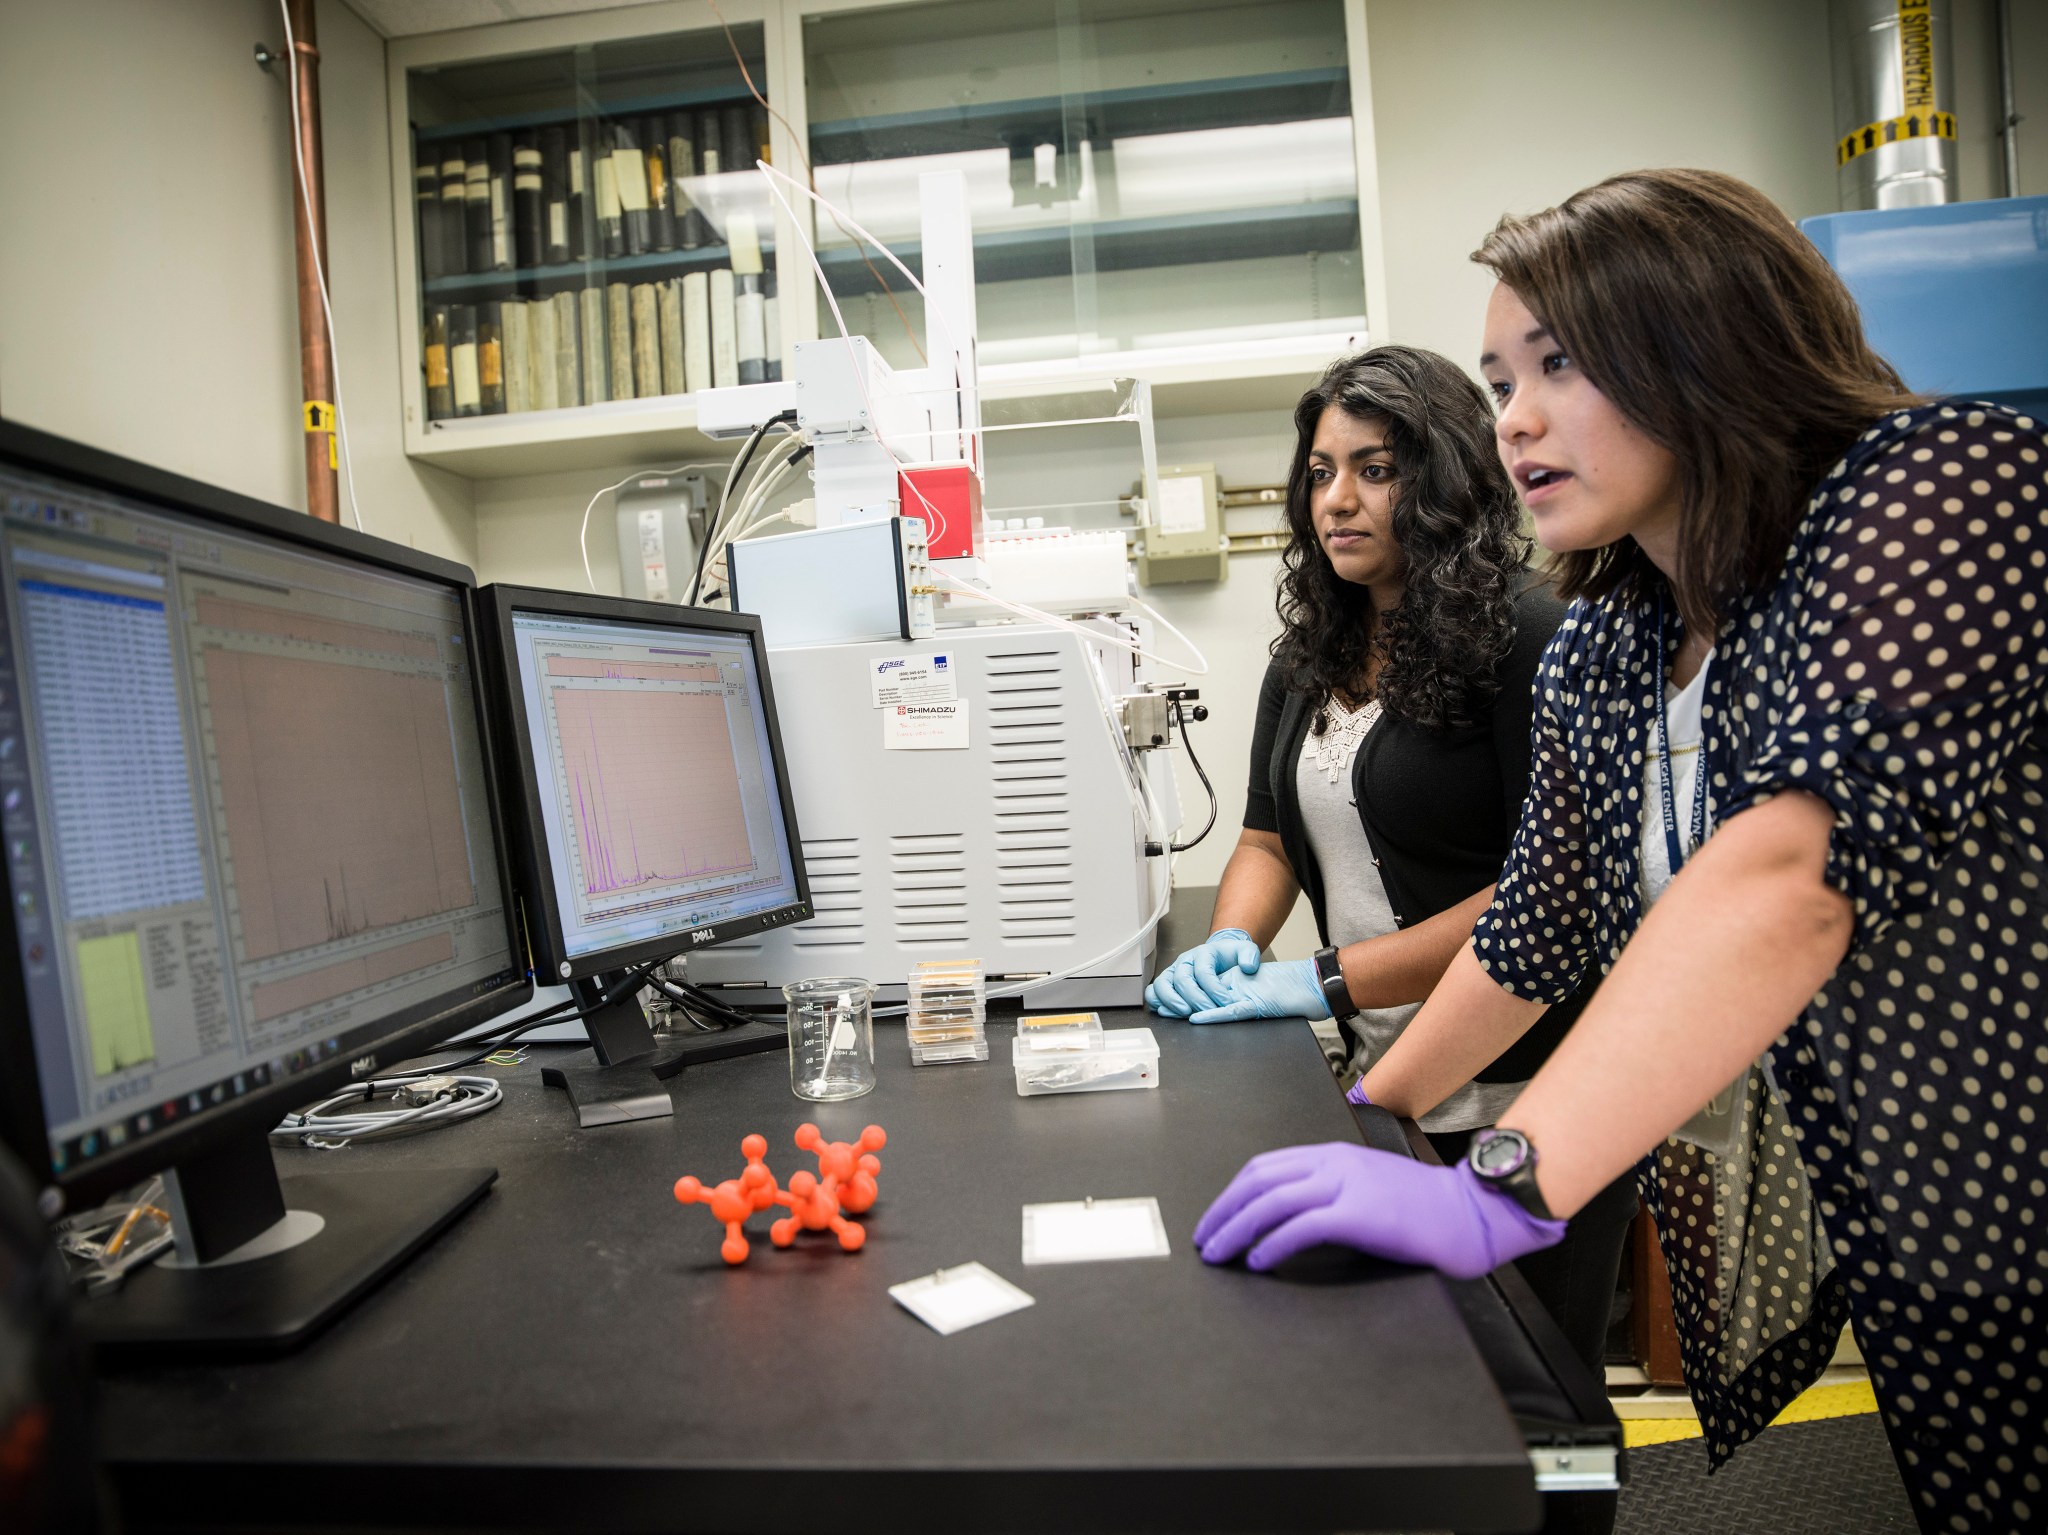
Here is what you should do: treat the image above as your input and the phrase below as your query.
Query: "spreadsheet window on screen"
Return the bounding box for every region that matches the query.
[510,611,798,961]
[0,467,516,1174]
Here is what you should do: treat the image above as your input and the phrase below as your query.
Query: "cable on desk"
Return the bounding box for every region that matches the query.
[270,1075,504,1151]
[384,959,667,1079]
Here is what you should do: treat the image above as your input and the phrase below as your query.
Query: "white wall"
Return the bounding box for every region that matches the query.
[0,0,477,564]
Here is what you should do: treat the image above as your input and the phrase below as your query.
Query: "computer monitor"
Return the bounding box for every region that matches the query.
[479,586,811,1126]
[0,421,531,1356]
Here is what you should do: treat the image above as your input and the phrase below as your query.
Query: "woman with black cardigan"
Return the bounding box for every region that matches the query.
[1146,346,1636,1387]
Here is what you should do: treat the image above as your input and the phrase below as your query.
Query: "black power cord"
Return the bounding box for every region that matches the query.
[387,959,667,1078]
[1167,693,1217,854]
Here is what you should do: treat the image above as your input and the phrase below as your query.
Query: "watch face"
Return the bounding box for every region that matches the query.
[1471,1130,1532,1178]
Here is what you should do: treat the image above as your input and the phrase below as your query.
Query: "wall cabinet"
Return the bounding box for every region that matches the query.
[387,0,1383,478]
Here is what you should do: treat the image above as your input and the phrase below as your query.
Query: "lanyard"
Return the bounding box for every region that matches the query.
[1651,593,1709,876]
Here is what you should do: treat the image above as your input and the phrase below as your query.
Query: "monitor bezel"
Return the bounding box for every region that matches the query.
[0,419,534,1213]
[479,584,813,984]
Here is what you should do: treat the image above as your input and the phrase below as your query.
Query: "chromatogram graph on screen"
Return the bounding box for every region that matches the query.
[204,649,475,961]
[547,681,752,904]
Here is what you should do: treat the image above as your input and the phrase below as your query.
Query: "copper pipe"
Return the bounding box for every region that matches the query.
[286,0,339,522]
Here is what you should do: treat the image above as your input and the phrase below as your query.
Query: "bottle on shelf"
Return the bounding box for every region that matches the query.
[645,114,676,253]
[669,117,705,250]
[423,305,453,422]
[449,303,481,418]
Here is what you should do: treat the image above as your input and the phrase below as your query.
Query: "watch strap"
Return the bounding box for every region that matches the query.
[1466,1128,1556,1222]
[1312,946,1358,1023]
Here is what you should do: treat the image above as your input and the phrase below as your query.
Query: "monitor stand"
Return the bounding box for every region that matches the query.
[539,971,785,1129]
[74,1128,494,1362]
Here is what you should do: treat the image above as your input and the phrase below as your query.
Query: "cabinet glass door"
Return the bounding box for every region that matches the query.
[802,0,1364,373]
[406,26,780,424]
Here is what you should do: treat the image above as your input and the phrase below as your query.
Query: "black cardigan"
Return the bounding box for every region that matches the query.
[1243,584,1590,1082]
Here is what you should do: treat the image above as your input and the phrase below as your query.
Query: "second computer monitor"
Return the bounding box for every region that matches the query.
[483,588,810,988]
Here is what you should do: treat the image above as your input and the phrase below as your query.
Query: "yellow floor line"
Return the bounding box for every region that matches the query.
[1620,1379,1880,1449]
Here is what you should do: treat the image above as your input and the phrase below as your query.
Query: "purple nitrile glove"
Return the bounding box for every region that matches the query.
[1192,1142,1566,1280]
[1344,1079,1371,1106]
[1145,928,1261,1017]
[1186,958,1329,1025]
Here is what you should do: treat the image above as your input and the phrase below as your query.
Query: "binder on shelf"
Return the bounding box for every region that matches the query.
[438,144,468,276]
[682,271,711,396]
[415,152,443,281]
[668,118,705,250]
[658,279,685,396]
[709,267,739,390]
[645,115,675,253]
[612,121,650,256]
[594,142,624,259]
[423,305,453,422]
[540,125,571,266]
[720,106,752,178]
[606,282,634,401]
[630,283,662,399]
[512,130,544,270]
[763,269,782,382]
[449,304,482,417]
[463,137,492,274]
[501,300,531,414]
[528,293,560,412]
[487,132,514,272]
[479,301,506,415]
[579,285,609,404]
[695,110,721,176]
[735,275,767,386]
[569,125,594,262]
[753,103,771,167]
[552,290,582,409]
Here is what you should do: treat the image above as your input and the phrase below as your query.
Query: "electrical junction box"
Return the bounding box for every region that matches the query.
[614,471,709,603]
[727,517,934,647]
[897,462,984,560]
[1137,463,1227,586]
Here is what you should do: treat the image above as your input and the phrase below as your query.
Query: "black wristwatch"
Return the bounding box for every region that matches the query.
[1311,946,1359,1023]
[1466,1128,1556,1221]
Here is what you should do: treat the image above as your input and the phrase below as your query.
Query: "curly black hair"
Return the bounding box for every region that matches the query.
[1272,346,1531,732]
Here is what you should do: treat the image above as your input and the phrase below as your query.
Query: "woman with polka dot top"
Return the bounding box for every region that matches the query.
[1192,168,2047,1535]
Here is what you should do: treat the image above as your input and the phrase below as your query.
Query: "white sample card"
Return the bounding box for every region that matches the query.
[890,1262,1036,1335]
[868,651,958,708]
[1021,1197,1171,1266]
[1156,474,1208,536]
[882,699,970,750]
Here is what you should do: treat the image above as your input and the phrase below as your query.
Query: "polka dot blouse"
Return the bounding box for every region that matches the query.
[1472,403,2048,1531]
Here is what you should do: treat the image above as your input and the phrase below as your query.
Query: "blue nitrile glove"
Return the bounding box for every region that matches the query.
[1185,958,1329,1025]
[1144,928,1262,1017]
[1193,1143,1566,1278]
[1344,1079,1371,1105]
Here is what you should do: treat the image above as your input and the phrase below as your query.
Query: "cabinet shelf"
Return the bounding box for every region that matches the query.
[422,242,764,300]
[815,200,1358,293]
[414,87,761,146]
[808,66,1349,163]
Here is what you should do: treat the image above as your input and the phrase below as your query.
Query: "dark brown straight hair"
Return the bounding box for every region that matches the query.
[1472,168,1920,635]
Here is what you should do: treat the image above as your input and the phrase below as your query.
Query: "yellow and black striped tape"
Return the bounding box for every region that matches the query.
[1837,109,1956,167]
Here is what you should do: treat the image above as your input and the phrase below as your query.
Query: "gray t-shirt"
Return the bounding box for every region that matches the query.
[1295,697,1524,1133]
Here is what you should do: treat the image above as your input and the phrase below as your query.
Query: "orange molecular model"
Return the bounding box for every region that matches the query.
[672,1123,886,1265]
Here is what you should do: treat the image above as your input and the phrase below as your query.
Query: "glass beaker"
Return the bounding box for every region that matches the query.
[784,977,877,1102]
